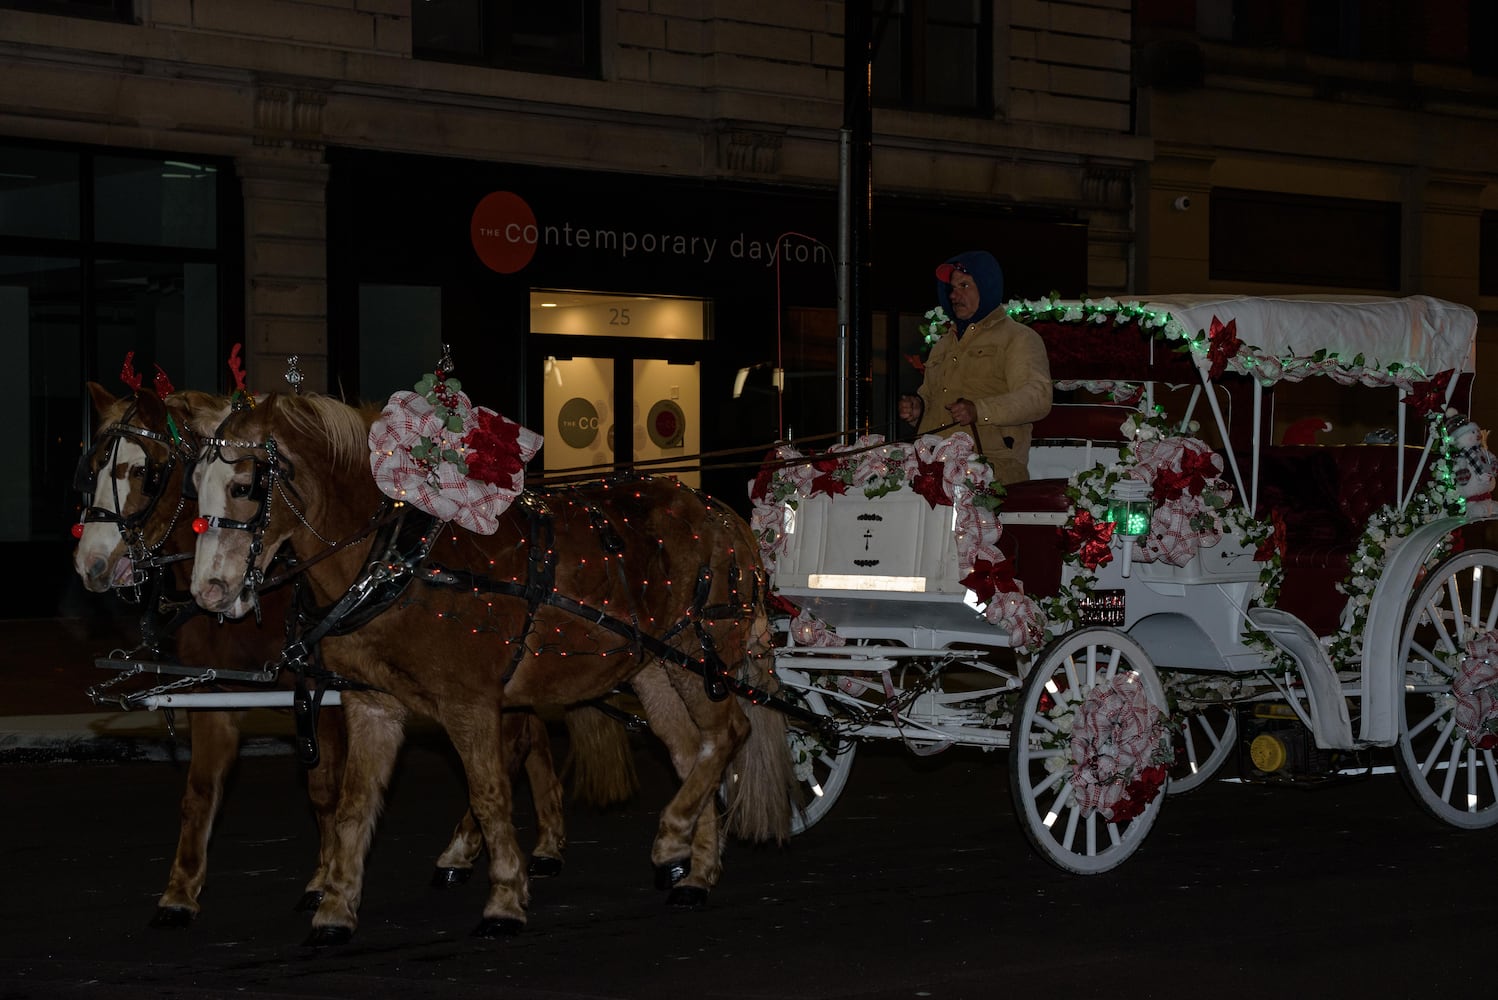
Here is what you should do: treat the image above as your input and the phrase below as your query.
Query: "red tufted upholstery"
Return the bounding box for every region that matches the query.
[1252,445,1428,634]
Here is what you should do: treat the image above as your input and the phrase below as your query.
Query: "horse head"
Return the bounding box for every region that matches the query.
[190,393,374,618]
[72,383,206,593]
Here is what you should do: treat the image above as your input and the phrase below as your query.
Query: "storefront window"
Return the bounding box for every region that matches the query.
[2,255,81,543]
[0,142,233,616]
[95,155,218,249]
[359,284,444,399]
[0,146,79,241]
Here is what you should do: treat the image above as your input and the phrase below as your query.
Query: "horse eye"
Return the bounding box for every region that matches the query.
[129,466,146,479]
[230,481,252,500]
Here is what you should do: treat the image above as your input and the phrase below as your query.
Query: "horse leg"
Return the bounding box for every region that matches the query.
[430,711,566,886]
[441,705,529,937]
[516,711,566,878]
[432,809,483,888]
[307,691,408,946]
[151,709,243,927]
[297,706,348,912]
[629,664,749,907]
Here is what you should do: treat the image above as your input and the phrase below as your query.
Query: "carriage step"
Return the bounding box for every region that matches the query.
[1244,608,1355,750]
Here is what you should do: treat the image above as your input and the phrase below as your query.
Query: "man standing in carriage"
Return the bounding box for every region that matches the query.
[897,250,1052,484]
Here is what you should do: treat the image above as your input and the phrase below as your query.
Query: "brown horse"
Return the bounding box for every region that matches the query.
[188,392,792,942]
[74,386,624,925]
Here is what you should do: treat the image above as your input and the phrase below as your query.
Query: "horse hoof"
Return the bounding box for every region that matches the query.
[654,858,691,890]
[294,890,324,912]
[304,925,354,947]
[527,856,564,879]
[149,906,195,928]
[666,886,709,910]
[471,917,525,938]
[431,866,473,889]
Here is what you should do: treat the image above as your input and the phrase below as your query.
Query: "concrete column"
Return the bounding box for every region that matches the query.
[236,154,330,395]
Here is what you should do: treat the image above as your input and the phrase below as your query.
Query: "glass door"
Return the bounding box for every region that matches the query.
[533,290,707,487]
[539,355,701,488]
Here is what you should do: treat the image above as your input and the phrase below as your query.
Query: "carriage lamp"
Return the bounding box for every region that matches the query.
[1105,479,1153,578]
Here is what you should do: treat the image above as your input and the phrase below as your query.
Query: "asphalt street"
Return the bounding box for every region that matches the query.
[2,721,1495,1000]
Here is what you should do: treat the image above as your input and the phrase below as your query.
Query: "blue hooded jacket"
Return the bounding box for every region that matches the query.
[935,250,1004,337]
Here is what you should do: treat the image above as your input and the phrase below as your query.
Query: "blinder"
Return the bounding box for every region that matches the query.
[74,416,186,529]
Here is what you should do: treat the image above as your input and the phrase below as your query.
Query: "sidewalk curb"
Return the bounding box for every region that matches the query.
[0,709,298,765]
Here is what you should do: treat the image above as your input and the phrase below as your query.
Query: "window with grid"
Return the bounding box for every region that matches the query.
[413,0,600,78]
[871,0,993,114]
[0,0,131,19]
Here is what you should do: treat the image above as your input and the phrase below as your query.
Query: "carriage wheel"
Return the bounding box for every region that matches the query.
[1009,627,1168,874]
[1395,548,1498,829]
[776,665,857,835]
[1164,687,1237,795]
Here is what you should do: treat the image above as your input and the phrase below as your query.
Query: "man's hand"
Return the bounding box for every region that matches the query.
[898,394,924,425]
[945,398,976,425]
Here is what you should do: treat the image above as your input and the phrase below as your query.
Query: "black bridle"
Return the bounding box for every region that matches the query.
[74,400,196,583]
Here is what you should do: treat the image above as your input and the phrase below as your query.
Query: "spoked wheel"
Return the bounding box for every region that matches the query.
[1396,548,1498,829]
[776,665,857,835]
[1009,627,1169,874]
[1163,681,1238,794]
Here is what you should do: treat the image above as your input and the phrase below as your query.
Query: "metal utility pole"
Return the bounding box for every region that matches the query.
[837,0,875,437]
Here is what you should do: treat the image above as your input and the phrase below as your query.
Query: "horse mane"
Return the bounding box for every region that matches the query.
[271,393,376,473]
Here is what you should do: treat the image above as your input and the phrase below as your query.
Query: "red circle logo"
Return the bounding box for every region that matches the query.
[470,191,539,274]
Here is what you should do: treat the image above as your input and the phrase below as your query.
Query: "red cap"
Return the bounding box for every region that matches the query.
[935,261,969,283]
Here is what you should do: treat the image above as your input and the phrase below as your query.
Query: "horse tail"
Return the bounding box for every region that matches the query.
[724,595,794,844]
[561,704,638,808]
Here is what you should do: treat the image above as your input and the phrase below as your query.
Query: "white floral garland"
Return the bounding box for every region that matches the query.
[1326,407,1469,665]
[1007,296,1444,392]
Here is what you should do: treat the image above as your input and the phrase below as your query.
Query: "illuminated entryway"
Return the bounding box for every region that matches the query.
[531,290,707,488]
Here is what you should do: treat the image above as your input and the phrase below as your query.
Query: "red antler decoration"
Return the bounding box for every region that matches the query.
[228,343,248,394]
[153,365,175,398]
[120,352,143,392]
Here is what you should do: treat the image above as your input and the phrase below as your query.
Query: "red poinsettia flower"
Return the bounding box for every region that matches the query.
[1205,316,1242,380]
[904,353,926,373]
[464,409,525,489]
[810,471,849,496]
[1254,510,1287,562]
[750,459,776,501]
[959,557,1020,605]
[1060,510,1115,570]
[1112,765,1169,823]
[910,458,951,509]
[1152,465,1192,504]
[1404,369,1454,419]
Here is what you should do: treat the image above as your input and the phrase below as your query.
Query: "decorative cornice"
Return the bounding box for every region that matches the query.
[254,86,326,150]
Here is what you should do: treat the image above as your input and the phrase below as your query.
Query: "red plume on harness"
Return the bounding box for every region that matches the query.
[120,353,175,399]
[120,352,144,392]
[228,343,254,408]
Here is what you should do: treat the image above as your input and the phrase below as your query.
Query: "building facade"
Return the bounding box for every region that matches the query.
[2,0,1494,615]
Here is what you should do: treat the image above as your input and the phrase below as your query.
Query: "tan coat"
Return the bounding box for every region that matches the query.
[916,311,1052,484]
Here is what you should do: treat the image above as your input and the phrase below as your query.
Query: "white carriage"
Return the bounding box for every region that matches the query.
[755,293,1496,872]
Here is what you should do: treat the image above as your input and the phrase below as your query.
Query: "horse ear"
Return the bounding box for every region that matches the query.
[134,386,167,423]
[86,381,118,418]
